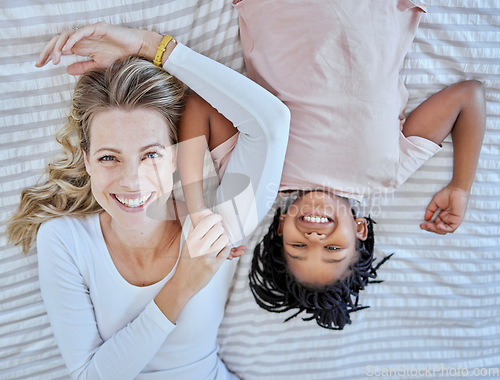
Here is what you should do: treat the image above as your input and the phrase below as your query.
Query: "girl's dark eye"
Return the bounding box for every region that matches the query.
[98,155,115,162]
[292,244,306,248]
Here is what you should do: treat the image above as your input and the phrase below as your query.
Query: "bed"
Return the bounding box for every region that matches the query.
[1,1,499,379]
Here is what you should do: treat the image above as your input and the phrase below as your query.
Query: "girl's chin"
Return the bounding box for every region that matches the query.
[288,194,338,219]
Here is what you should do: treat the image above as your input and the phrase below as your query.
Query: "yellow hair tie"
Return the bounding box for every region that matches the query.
[153,34,174,66]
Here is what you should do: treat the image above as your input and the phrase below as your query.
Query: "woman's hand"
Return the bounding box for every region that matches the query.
[420,185,470,235]
[35,22,164,75]
[155,213,235,323]
[173,213,238,297]
[189,208,245,260]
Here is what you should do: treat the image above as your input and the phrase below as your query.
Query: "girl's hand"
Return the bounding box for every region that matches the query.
[35,22,162,75]
[420,185,470,235]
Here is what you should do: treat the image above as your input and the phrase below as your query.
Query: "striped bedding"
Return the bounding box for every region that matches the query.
[1,1,499,379]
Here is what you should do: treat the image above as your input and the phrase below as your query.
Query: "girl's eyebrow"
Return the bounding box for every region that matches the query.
[323,256,346,263]
[284,250,346,263]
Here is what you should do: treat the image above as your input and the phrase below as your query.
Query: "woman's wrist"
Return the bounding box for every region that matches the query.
[138,30,177,65]
[162,38,178,65]
[155,276,195,323]
[189,207,213,227]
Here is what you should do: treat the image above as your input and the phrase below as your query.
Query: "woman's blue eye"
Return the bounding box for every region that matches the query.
[99,155,115,162]
[325,246,339,251]
[146,152,159,159]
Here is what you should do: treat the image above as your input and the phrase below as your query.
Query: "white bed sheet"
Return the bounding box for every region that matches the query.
[0,1,499,379]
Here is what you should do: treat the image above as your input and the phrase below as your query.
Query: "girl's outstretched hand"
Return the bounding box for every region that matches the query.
[420,185,470,235]
[35,22,160,75]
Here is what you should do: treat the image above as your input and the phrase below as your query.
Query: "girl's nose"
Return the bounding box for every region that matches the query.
[305,231,326,241]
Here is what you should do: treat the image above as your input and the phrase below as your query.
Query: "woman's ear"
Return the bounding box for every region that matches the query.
[82,149,91,176]
[355,217,368,241]
[168,144,177,173]
[277,214,286,236]
[171,152,177,173]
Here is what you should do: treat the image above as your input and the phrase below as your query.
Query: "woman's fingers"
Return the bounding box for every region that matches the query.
[210,232,229,255]
[216,246,232,262]
[62,25,100,53]
[52,30,74,64]
[67,60,98,76]
[36,22,153,71]
[36,29,75,67]
[36,35,59,67]
[35,25,97,68]
[200,222,227,254]
[186,213,228,258]
[192,213,223,240]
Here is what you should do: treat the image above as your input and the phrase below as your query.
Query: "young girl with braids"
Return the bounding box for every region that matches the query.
[234,0,486,330]
[7,23,289,379]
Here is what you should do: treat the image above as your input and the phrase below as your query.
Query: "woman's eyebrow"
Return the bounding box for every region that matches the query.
[93,144,167,156]
[93,147,120,155]
[140,143,167,151]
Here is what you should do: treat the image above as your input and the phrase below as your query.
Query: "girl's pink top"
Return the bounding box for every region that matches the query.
[234,0,439,202]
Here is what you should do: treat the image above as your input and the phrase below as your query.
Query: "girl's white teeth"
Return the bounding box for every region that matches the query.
[303,215,330,223]
[115,194,151,208]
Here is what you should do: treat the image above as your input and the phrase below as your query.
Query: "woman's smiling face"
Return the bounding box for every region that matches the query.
[83,108,176,231]
[278,191,368,287]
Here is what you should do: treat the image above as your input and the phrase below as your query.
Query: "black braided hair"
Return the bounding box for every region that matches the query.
[249,207,392,330]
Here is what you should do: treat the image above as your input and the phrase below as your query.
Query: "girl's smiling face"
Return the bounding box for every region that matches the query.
[278,191,368,286]
[83,108,176,231]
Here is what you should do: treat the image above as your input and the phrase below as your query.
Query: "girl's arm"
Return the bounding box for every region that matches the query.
[177,93,238,226]
[163,42,290,243]
[402,80,486,234]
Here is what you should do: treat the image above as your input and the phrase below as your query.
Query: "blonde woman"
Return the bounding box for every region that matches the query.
[7,23,289,379]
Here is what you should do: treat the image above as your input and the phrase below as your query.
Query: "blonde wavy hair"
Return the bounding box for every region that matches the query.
[7,56,185,254]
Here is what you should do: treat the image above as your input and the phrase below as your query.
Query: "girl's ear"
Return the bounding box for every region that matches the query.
[277,214,286,236]
[355,217,368,241]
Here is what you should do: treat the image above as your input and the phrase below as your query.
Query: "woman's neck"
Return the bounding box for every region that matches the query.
[100,211,182,287]
[100,212,181,260]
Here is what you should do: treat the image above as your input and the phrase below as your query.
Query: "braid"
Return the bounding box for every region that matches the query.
[249,208,392,330]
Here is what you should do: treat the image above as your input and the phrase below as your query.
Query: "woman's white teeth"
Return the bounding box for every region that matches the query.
[115,194,150,207]
[303,215,329,223]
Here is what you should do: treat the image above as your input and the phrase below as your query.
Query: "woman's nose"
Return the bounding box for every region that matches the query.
[118,161,141,190]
